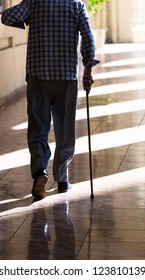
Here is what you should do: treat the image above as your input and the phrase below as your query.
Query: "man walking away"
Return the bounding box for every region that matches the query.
[1,0,100,198]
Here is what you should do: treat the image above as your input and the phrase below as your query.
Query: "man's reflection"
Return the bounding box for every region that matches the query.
[28,201,75,259]
[53,201,76,259]
[28,207,51,259]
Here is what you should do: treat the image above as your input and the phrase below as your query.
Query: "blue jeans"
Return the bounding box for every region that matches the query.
[26,75,78,182]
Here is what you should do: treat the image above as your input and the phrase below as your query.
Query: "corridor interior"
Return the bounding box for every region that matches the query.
[1,43,145,259]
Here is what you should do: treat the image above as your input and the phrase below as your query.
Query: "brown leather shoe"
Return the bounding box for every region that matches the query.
[32,174,48,198]
[57,181,72,193]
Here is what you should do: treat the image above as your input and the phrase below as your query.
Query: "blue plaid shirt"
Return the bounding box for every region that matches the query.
[1,0,99,80]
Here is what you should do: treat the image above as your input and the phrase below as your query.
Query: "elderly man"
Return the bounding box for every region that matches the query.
[1,0,99,198]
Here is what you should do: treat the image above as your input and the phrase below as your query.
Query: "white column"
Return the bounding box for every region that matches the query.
[107,0,132,43]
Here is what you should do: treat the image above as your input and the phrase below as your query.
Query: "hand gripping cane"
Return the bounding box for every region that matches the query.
[86,88,94,199]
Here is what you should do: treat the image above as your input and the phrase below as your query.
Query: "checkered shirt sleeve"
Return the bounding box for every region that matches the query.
[79,3,100,67]
[1,0,30,29]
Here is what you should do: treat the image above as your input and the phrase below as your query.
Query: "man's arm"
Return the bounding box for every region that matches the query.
[78,3,100,91]
[1,0,31,29]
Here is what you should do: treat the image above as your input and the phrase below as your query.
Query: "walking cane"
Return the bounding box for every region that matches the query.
[86,88,94,199]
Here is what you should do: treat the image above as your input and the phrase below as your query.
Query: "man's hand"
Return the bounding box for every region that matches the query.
[83,66,94,92]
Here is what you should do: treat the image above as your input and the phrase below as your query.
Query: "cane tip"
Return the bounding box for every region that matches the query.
[90,194,94,199]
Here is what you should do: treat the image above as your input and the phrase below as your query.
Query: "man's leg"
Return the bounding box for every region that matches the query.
[52,80,78,189]
[27,76,52,197]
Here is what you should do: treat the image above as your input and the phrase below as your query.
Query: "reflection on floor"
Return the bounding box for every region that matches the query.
[1,44,145,259]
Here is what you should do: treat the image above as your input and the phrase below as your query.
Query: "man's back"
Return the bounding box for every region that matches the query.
[1,0,97,80]
[27,0,81,80]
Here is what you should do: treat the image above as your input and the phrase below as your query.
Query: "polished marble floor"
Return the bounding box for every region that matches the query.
[1,43,145,259]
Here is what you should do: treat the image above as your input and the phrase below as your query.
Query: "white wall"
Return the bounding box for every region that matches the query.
[0,1,27,102]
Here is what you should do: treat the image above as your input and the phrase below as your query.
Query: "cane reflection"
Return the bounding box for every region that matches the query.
[53,201,76,260]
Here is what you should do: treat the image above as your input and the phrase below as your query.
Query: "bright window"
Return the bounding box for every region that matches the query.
[132,0,145,27]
